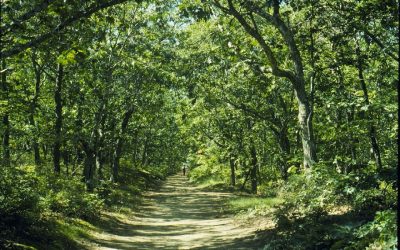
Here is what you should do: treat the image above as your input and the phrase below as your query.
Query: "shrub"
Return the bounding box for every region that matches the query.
[351,210,397,249]
[0,167,42,246]
[266,161,397,249]
[42,176,104,220]
[0,168,40,218]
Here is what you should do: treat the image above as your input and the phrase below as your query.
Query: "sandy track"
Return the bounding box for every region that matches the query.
[87,175,266,250]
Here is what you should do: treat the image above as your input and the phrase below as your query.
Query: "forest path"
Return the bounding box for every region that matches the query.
[87,174,266,249]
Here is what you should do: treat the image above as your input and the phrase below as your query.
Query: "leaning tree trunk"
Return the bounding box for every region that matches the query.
[355,42,382,169]
[216,0,317,168]
[53,63,63,173]
[111,108,134,183]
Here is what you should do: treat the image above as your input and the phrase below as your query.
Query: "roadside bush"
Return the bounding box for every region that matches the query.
[0,168,41,218]
[350,209,397,249]
[97,179,118,205]
[43,176,104,220]
[266,162,397,249]
[0,167,42,247]
[188,163,213,182]
[276,163,344,220]
[258,180,281,197]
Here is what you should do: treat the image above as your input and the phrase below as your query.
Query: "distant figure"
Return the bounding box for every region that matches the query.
[182,165,186,176]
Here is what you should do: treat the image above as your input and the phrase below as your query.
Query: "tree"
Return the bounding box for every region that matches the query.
[1,59,10,167]
[212,0,317,168]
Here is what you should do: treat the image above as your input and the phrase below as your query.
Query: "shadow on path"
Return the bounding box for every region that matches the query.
[88,175,267,250]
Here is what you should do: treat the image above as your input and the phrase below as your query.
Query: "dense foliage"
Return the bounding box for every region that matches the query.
[0,0,398,249]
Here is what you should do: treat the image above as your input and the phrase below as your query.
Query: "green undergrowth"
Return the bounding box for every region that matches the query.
[0,216,93,250]
[195,178,236,192]
[0,161,171,249]
[225,196,284,215]
[189,161,397,249]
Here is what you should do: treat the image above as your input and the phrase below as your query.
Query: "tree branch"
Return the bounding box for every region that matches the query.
[363,29,399,62]
[249,5,306,86]
[1,0,140,59]
[1,0,52,36]
[213,0,297,84]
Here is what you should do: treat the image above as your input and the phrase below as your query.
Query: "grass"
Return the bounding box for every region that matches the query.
[198,179,227,188]
[56,218,94,241]
[226,196,284,214]
[1,217,92,250]
[195,178,236,192]
[0,166,164,249]
[193,177,284,217]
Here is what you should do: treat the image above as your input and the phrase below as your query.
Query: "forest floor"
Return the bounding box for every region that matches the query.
[83,175,271,249]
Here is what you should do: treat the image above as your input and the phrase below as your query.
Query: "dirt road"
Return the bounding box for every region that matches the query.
[87,175,266,249]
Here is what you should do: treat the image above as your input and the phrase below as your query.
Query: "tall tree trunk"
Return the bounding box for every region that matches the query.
[53,63,63,173]
[277,129,290,180]
[80,139,96,191]
[42,145,48,161]
[216,0,317,168]
[29,112,41,166]
[1,59,10,167]
[141,135,148,166]
[111,140,122,182]
[82,100,106,189]
[96,149,102,179]
[241,165,252,191]
[75,93,85,169]
[346,107,357,174]
[250,142,258,194]
[229,155,236,187]
[355,42,382,169]
[111,108,134,183]
[30,55,41,166]
[294,85,317,169]
[63,150,69,174]
[131,129,139,167]
[84,148,96,192]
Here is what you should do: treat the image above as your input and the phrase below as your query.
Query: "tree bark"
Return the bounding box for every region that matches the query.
[81,98,106,189]
[96,149,102,179]
[30,54,42,166]
[63,150,69,174]
[250,142,258,194]
[53,63,63,173]
[277,129,290,180]
[229,155,236,187]
[84,148,96,192]
[75,93,85,168]
[1,59,10,167]
[214,0,317,168]
[111,108,134,183]
[355,42,382,169]
[141,135,148,166]
[29,112,41,166]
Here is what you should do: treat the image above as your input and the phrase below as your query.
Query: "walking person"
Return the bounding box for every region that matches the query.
[182,165,186,176]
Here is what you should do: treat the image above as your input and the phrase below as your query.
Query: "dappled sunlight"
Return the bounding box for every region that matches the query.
[87,175,266,249]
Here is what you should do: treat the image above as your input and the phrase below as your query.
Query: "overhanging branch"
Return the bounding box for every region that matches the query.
[1,0,139,59]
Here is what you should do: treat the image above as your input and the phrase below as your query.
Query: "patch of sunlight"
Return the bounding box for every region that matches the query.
[9,243,37,250]
[56,218,93,240]
[197,178,230,191]
[227,196,283,213]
